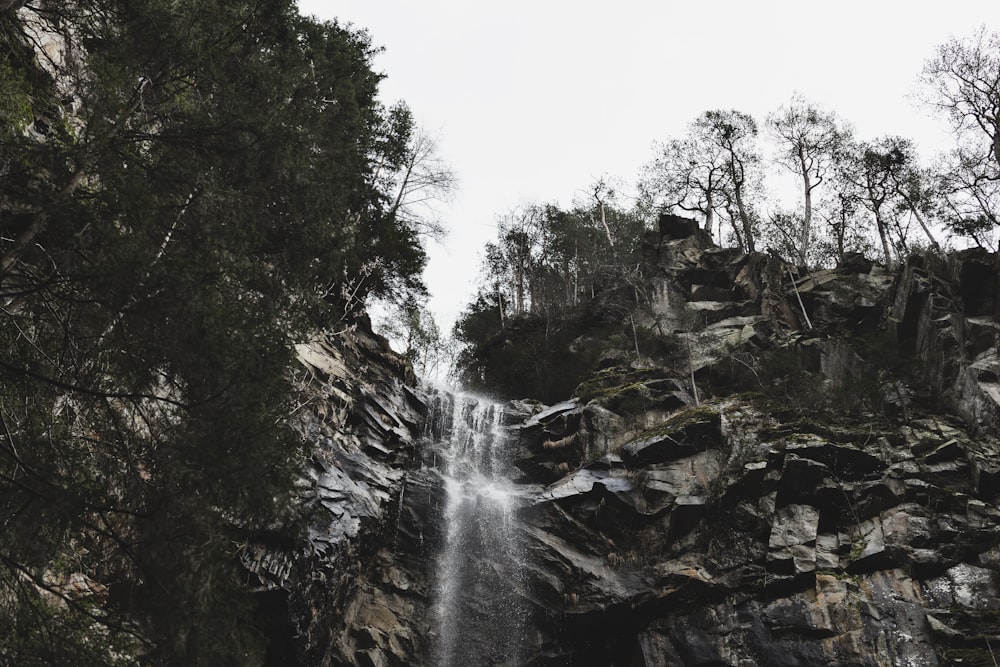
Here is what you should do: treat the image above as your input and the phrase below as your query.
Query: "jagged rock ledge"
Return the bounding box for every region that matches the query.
[244,317,432,666]
[246,221,1000,666]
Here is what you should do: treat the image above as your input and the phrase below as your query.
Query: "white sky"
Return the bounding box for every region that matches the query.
[296,1,1000,332]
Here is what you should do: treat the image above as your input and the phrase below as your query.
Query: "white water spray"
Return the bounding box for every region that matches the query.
[427,390,527,666]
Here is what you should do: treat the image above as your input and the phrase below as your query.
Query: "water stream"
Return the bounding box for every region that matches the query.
[426,390,528,667]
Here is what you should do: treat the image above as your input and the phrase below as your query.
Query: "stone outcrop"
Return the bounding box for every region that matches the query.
[259,228,1000,666]
[516,401,1000,665]
[490,226,1000,665]
[246,318,433,666]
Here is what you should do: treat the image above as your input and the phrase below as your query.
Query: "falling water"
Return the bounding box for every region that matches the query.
[427,390,527,667]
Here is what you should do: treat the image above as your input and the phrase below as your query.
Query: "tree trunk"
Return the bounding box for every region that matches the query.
[514,263,523,316]
[735,189,755,253]
[497,283,505,328]
[704,192,715,236]
[799,172,813,265]
[728,151,755,253]
[599,201,613,246]
[629,313,641,362]
[903,196,941,252]
[387,152,414,220]
[837,209,846,262]
[573,241,578,306]
[729,212,746,253]
[993,122,1000,168]
[874,209,893,265]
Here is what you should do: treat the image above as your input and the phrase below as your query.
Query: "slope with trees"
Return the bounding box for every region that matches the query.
[0,1,430,663]
[453,195,651,401]
[457,26,1000,402]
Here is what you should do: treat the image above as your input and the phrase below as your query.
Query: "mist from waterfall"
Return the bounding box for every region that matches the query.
[426,390,527,667]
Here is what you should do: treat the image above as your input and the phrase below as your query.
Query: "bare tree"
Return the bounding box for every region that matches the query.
[385,127,457,242]
[886,160,942,253]
[589,175,616,246]
[639,134,729,237]
[920,25,1000,238]
[639,109,761,250]
[493,206,545,316]
[767,95,850,264]
[841,137,937,264]
[374,300,452,380]
[935,148,1000,245]
[815,189,870,263]
[701,109,761,252]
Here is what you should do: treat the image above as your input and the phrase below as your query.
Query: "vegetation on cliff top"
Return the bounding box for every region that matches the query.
[452,26,1000,402]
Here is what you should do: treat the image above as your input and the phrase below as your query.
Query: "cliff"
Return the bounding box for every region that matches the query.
[264,222,1000,666]
[241,319,429,665]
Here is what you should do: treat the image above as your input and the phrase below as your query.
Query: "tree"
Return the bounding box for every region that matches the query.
[493,206,544,317]
[640,110,762,251]
[382,125,457,243]
[0,2,423,662]
[886,158,942,253]
[537,204,588,307]
[702,109,762,253]
[375,301,451,380]
[588,175,617,246]
[453,193,653,401]
[835,136,941,264]
[920,26,1000,239]
[935,149,1000,246]
[639,129,729,237]
[767,95,850,264]
[761,208,808,262]
[840,137,937,264]
[815,189,874,263]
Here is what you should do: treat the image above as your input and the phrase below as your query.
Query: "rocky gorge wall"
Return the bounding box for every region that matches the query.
[258,223,1000,666]
[241,320,432,666]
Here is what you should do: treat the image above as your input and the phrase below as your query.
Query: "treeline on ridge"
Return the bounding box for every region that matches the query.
[450,26,1000,402]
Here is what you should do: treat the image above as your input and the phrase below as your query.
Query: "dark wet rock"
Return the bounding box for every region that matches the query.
[238,321,434,666]
[259,242,1000,666]
[493,242,1000,664]
[503,386,1000,663]
[658,212,703,240]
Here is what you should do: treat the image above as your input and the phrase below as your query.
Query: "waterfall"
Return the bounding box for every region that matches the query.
[426,390,527,667]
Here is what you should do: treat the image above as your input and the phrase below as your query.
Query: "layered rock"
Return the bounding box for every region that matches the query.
[259,223,1000,666]
[516,401,1000,665]
[245,319,433,666]
[499,223,1000,665]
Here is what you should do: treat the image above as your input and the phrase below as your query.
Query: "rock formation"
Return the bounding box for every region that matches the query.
[246,320,433,666]
[260,222,1000,666]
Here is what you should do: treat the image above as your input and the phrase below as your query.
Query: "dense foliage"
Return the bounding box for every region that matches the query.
[0,1,425,663]
[453,197,654,401]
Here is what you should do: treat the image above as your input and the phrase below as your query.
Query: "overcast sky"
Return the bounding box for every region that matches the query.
[296,1,1000,331]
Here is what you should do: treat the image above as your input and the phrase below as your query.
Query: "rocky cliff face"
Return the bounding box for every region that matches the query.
[262,224,1000,666]
[505,225,1000,666]
[243,320,432,666]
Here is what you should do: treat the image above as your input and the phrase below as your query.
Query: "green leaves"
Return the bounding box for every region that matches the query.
[453,197,650,400]
[1,1,424,662]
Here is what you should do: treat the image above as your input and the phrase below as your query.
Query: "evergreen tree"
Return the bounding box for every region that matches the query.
[0,1,423,662]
